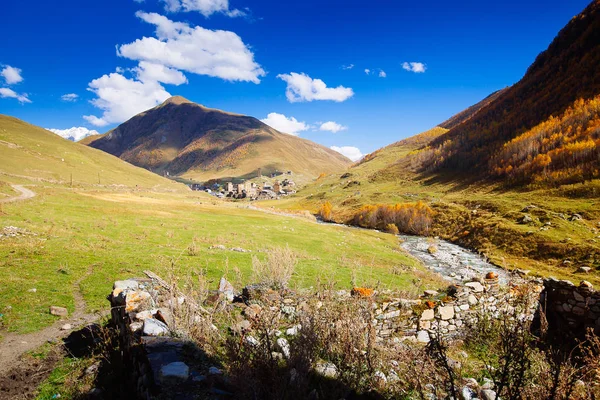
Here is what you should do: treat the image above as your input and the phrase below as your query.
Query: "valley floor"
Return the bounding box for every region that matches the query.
[265,173,600,285]
[0,183,445,337]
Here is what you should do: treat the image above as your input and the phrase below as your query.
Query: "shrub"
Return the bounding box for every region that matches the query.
[352,201,433,235]
[385,223,399,235]
[319,201,333,222]
[252,246,297,290]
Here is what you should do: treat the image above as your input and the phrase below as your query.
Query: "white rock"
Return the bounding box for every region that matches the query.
[468,295,478,305]
[61,324,72,331]
[315,362,338,378]
[129,322,143,332]
[438,306,455,320]
[421,309,435,321]
[277,338,290,358]
[245,336,259,347]
[113,280,139,291]
[286,325,301,336]
[465,282,484,293]
[461,386,476,400]
[208,366,223,375]
[416,330,430,343]
[143,318,169,336]
[160,362,189,382]
[28,288,37,293]
[374,370,387,384]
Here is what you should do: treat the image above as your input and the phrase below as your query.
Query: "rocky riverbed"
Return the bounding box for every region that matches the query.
[398,235,510,284]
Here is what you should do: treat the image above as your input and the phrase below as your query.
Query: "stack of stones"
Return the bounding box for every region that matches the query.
[109,278,224,400]
[541,278,599,338]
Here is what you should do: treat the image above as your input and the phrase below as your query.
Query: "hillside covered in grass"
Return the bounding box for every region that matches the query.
[0,114,183,190]
[83,96,351,184]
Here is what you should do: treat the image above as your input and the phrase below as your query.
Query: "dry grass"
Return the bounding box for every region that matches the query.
[252,246,297,290]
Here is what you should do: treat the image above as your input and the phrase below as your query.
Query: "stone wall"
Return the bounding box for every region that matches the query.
[106,274,547,398]
[108,278,220,400]
[540,278,599,341]
[373,276,541,344]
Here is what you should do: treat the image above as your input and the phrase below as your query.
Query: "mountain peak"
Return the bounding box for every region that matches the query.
[162,95,194,106]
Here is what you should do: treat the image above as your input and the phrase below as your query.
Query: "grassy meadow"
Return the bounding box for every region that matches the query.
[265,129,600,284]
[0,184,443,334]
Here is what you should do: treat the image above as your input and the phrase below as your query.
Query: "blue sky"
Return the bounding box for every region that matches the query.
[0,0,591,160]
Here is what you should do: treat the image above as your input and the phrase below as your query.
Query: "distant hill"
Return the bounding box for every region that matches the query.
[421,0,600,177]
[0,114,183,189]
[84,96,351,182]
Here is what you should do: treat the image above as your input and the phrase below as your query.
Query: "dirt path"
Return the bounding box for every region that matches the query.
[0,185,36,204]
[0,266,100,375]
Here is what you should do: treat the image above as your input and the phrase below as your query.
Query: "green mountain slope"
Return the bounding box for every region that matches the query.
[0,114,183,190]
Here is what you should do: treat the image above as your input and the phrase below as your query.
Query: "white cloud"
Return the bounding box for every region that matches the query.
[402,62,426,73]
[83,72,171,127]
[1,65,24,85]
[342,64,354,70]
[319,121,347,133]
[134,61,188,85]
[160,0,245,17]
[261,113,309,136]
[276,72,353,103]
[47,127,100,142]
[364,69,371,75]
[117,12,264,83]
[0,87,31,103]
[379,70,387,78]
[330,146,363,162]
[61,93,79,102]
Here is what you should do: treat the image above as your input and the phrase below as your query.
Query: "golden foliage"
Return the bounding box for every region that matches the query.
[319,201,333,222]
[352,201,433,235]
[491,96,600,185]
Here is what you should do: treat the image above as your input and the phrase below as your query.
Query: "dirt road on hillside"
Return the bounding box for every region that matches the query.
[0,185,36,203]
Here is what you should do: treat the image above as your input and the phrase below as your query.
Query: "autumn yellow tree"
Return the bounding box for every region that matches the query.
[319,201,333,222]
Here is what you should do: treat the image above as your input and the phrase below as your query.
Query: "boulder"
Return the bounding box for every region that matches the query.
[424,290,439,296]
[160,362,189,383]
[465,282,484,293]
[580,281,594,290]
[208,366,223,375]
[143,318,169,336]
[61,323,72,331]
[416,330,430,343]
[420,309,435,321]
[485,272,498,280]
[124,291,152,313]
[50,306,68,317]
[569,214,583,221]
[519,214,533,224]
[315,362,338,379]
[113,280,139,291]
[578,266,592,273]
[218,277,235,301]
[438,306,455,321]
[277,338,290,358]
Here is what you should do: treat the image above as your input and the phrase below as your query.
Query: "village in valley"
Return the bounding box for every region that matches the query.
[189,170,297,200]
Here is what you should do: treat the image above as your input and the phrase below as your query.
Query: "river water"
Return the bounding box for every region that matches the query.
[398,235,510,285]
[250,208,510,285]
